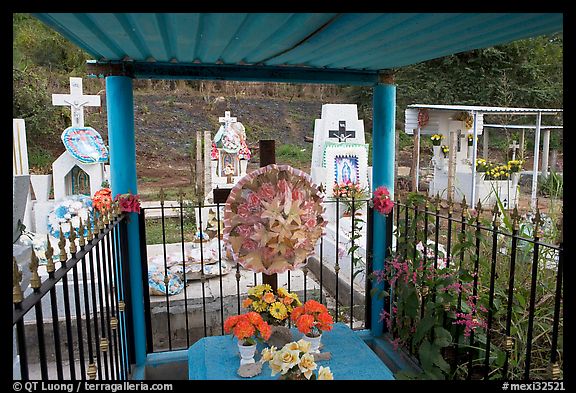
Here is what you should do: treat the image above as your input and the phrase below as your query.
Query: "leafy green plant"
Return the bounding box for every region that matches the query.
[538,171,563,199]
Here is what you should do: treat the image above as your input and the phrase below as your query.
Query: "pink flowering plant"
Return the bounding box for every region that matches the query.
[372,185,394,215]
[223,164,326,275]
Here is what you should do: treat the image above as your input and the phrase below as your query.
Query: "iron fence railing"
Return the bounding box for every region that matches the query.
[13,206,132,380]
[139,195,372,354]
[382,197,563,380]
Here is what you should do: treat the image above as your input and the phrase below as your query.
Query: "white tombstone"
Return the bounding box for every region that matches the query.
[51,77,106,201]
[13,119,34,232]
[310,104,371,288]
[310,104,369,197]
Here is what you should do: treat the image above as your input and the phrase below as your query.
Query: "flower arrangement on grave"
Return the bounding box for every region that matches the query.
[225,311,272,366]
[475,158,490,172]
[242,284,302,325]
[484,164,510,181]
[260,340,334,380]
[115,192,141,213]
[238,140,251,161]
[291,300,334,339]
[224,311,273,346]
[223,164,326,275]
[332,181,368,215]
[47,195,94,239]
[417,108,429,128]
[508,159,523,173]
[441,145,449,158]
[467,134,476,146]
[430,134,444,146]
[92,187,112,213]
[211,142,219,160]
[455,111,474,129]
[372,186,394,215]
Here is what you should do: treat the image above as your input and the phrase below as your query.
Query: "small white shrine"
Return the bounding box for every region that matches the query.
[198,111,251,237]
[310,104,371,286]
[52,77,109,201]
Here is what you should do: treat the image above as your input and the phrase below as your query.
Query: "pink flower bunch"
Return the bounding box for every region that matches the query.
[238,140,251,160]
[210,142,219,160]
[223,165,326,275]
[373,186,394,215]
[115,192,141,213]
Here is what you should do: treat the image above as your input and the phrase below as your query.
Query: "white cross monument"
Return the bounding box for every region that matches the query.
[52,77,101,127]
[52,77,108,201]
[509,140,520,161]
[219,111,237,130]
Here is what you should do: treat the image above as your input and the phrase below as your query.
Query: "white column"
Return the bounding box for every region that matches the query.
[530,112,542,211]
[541,129,551,178]
[415,127,420,192]
[470,112,479,206]
[204,131,212,199]
[483,127,489,159]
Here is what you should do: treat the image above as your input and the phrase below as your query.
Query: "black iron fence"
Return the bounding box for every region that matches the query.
[379,196,563,380]
[13,206,132,380]
[138,194,372,354]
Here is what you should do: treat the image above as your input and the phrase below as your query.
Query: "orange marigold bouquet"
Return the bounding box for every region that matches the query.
[92,187,112,213]
[291,300,334,338]
[242,284,302,326]
[224,311,272,346]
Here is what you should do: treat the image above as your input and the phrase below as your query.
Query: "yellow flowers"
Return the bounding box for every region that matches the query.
[269,302,288,320]
[243,284,301,324]
[430,134,444,146]
[508,159,524,173]
[483,164,511,181]
[441,145,449,158]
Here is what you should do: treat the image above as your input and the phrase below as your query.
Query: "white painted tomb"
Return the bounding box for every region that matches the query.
[310,104,372,288]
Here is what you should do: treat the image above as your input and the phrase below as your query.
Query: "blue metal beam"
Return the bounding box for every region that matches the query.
[371,81,396,337]
[87,61,380,86]
[106,76,147,366]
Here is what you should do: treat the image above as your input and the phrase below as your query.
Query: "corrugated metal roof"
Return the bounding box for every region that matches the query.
[407,104,563,115]
[32,13,563,77]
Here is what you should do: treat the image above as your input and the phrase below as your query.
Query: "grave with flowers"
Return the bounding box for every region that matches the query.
[309,104,372,292]
[404,106,520,208]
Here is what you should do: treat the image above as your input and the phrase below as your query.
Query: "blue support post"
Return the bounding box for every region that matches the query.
[371,78,396,337]
[106,76,147,366]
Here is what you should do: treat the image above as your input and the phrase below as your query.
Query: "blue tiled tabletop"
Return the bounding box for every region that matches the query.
[188,322,395,380]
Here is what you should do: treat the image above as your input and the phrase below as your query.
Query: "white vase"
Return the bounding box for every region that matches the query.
[467,145,473,159]
[301,333,322,353]
[211,160,218,180]
[238,341,257,365]
[30,174,52,202]
[240,159,248,176]
[433,145,441,158]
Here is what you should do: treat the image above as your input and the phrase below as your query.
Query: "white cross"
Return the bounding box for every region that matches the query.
[52,77,101,127]
[509,140,520,160]
[218,111,237,129]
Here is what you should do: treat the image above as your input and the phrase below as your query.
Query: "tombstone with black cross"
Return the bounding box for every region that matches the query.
[310,104,368,192]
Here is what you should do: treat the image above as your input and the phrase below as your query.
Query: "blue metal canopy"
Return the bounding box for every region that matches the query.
[32,13,562,83]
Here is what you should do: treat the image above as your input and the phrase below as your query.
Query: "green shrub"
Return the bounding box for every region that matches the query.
[538,171,563,199]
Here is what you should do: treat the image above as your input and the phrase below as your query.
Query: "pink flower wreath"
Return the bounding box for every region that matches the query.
[223,164,326,275]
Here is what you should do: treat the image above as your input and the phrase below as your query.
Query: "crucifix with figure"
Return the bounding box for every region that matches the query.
[329,120,356,142]
[52,77,101,127]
